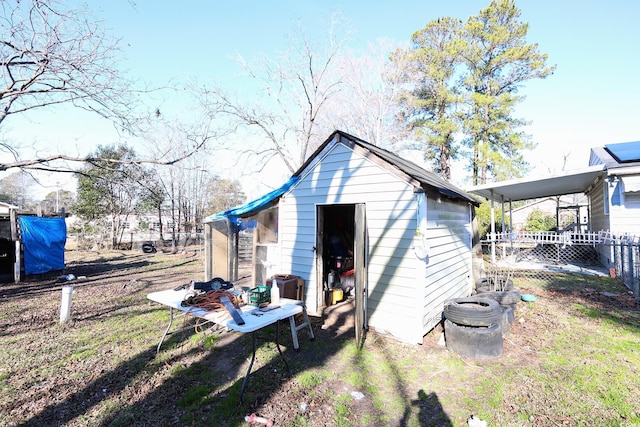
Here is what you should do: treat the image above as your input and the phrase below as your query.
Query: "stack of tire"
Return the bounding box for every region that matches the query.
[474,277,520,333]
[443,278,519,360]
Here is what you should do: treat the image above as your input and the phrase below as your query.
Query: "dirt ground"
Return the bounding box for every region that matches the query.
[0,249,638,426]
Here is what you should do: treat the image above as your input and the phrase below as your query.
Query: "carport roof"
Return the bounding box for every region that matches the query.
[466,164,606,202]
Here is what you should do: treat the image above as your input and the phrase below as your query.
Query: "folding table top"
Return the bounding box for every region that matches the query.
[147,288,303,333]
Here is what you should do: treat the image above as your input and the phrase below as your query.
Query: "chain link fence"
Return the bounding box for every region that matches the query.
[66,231,205,252]
[608,239,640,304]
[481,231,639,305]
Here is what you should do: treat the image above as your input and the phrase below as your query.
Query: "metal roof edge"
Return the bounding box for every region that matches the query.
[467,164,606,202]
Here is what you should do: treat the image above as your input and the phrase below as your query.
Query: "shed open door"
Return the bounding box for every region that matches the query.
[354,203,367,348]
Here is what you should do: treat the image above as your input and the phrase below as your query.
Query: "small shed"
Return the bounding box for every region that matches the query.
[0,207,67,283]
[206,131,480,344]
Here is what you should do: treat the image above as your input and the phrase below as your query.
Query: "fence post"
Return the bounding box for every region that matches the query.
[627,242,635,294]
[622,241,627,286]
[613,237,619,278]
[635,245,640,304]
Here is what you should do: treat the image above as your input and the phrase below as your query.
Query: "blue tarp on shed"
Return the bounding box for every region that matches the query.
[18,216,66,275]
[205,176,299,225]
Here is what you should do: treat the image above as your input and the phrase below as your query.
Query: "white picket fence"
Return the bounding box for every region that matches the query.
[483,230,639,303]
[488,230,639,246]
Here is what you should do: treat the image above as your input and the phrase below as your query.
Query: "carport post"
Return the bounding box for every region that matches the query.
[508,199,514,252]
[490,190,496,264]
[501,195,507,259]
[204,222,212,281]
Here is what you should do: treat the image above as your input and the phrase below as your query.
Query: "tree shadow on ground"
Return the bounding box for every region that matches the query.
[1,253,199,301]
[7,251,454,426]
[17,317,344,426]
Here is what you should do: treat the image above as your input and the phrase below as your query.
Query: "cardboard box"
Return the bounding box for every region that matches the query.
[266,274,305,301]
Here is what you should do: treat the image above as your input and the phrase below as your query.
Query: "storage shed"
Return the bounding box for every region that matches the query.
[0,207,67,283]
[206,130,480,345]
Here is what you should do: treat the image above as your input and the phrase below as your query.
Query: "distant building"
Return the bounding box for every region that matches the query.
[509,194,589,232]
[0,202,19,215]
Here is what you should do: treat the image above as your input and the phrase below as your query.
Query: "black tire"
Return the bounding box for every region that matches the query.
[443,297,503,327]
[499,307,513,336]
[475,277,514,293]
[503,306,515,323]
[476,288,521,306]
[444,319,503,360]
[141,243,156,253]
[503,303,517,313]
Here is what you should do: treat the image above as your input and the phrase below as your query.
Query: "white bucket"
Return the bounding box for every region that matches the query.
[60,285,73,323]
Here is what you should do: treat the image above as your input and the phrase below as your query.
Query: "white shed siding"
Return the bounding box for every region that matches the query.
[421,198,474,336]
[278,142,424,343]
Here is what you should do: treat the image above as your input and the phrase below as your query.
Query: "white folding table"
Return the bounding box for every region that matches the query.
[147,288,314,400]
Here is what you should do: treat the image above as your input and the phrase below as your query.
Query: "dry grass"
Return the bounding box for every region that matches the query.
[0,250,638,426]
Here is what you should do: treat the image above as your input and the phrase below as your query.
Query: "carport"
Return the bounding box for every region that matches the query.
[466,165,606,262]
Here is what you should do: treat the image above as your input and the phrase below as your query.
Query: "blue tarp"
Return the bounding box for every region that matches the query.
[206,176,299,225]
[18,216,66,275]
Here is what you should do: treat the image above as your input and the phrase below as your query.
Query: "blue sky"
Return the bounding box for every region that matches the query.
[5,0,640,197]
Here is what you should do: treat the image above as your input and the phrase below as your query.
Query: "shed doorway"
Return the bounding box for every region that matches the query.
[317,204,366,344]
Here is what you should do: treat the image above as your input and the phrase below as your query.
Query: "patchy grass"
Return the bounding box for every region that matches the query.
[0,250,638,426]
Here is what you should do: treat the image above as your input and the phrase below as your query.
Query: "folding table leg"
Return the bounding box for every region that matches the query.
[239,331,257,402]
[302,306,315,341]
[288,316,300,350]
[275,320,290,374]
[156,307,174,355]
[239,325,291,402]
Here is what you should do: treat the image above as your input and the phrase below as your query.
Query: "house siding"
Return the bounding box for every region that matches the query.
[613,179,640,237]
[588,182,609,233]
[588,174,640,268]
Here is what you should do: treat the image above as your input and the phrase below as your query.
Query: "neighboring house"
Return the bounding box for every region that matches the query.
[509,194,589,232]
[0,202,19,215]
[205,130,480,345]
[588,141,640,237]
[588,141,640,266]
[468,140,640,270]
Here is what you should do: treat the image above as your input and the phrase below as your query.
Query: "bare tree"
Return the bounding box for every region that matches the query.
[0,170,36,208]
[197,17,349,175]
[0,1,137,128]
[138,118,241,249]
[0,0,206,174]
[323,39,407,149]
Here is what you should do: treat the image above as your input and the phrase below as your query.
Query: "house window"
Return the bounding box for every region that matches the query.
[625,193,640,209]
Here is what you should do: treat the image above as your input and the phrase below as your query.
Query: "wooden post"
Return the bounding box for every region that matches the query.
[10,209,19,283]
[14,240,20,284]
[227,220,238,281]
[204,222,213,281]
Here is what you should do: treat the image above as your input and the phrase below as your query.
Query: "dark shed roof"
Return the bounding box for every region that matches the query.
[208,130,480,223]
[297,130,479,205]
